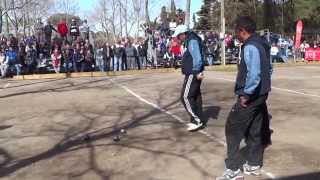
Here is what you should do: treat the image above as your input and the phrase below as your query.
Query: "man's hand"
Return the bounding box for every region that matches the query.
[239,95,249,108]
[196,72,204,80]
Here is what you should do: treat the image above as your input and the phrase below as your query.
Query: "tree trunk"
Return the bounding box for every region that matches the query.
[125,0,128,37]
[119,0,123,38]
[11,0,19,36]
[4,0,9,35]
[145,0,150,25]
[185,0,191,28]
[264,0,274,31]
[0,4,3,33]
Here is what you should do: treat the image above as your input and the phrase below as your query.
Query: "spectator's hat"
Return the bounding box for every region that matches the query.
[172,25,189,38]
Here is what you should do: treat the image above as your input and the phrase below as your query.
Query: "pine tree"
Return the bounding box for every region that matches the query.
[196,0,219,31]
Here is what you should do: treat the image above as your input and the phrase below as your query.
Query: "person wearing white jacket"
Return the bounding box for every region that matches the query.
[0,51,9,78]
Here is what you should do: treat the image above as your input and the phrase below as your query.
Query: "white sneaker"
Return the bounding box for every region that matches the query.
[187,122,203,131]
[243,163,261,176]
[216,169,244,180]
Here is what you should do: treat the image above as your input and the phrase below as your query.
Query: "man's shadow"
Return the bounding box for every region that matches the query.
[202,106,221,125]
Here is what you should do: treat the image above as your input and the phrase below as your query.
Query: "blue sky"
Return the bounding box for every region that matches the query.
[78,0,203,21]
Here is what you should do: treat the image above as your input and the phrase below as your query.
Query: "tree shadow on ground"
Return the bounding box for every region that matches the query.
[0,78,140,99]
[0,126,13,131]
[264,172,320,180]
[0,78,221,180]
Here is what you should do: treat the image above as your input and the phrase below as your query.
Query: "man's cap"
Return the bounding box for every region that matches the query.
[172,25,189,37]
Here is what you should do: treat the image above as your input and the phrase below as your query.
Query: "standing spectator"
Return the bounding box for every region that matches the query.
[121,40,127,71]
[137,42,147,69]
[270,43,279,63]
[80,19,90,40]
[70,19,80,42]
[125,41,138,70]
[0,51,9,78]
[103,43,113,71]
[62,43,74,73]
[6,46,21,76]
[43,21,57,46]
[51,48,62,73]
[57,19,69,41]
[169,38,183,67]
[300,41,309,60]
[95,45,104,72]
[146,30,157,67]
[34,18,44,43]
[113,41,124,71]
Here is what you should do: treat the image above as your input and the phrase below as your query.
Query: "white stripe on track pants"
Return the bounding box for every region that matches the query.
[181,74,203,124]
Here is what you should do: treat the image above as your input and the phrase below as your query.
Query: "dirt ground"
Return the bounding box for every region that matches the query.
[0,65,320,180]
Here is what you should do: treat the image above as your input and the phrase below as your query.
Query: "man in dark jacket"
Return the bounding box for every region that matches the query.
[173,25,205,132]
[43,21,57,45]
[103,43,113,71]
[216,16,272,180]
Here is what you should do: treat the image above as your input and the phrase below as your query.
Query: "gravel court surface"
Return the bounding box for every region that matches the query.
[0,65,319,180]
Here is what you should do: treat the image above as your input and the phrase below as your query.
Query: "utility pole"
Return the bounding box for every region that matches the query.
[220,0,226,66]
[185,0,191,28]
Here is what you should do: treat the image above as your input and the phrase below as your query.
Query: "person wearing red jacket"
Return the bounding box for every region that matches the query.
[57,20,68,41]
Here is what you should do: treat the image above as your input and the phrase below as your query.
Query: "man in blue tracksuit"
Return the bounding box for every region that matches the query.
[216,16,272,180]
[172,25,205,131]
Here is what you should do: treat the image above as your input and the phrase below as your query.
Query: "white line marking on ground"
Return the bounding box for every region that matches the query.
[110,79,227,147]
[213,77,320,98]
[111,78,276,179]
[3,83,10,88]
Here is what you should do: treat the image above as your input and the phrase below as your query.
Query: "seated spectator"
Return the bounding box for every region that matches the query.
[5,47,21,76]
[37,53,50,74]
[25,44,37,74]
[72,44,84,72]
[83,50,94,72]
[51,48,62,73]
[62,43,74,73]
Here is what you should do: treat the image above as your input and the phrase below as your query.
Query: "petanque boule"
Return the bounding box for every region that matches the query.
[120,129,127,134]
[113,136,120,142]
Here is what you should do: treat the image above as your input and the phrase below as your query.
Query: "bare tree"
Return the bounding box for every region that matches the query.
[0,0,52,35]
[132,0,143,37]
[55,0,79,24]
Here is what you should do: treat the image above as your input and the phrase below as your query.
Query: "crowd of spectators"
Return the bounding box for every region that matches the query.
[1,19,318,78]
